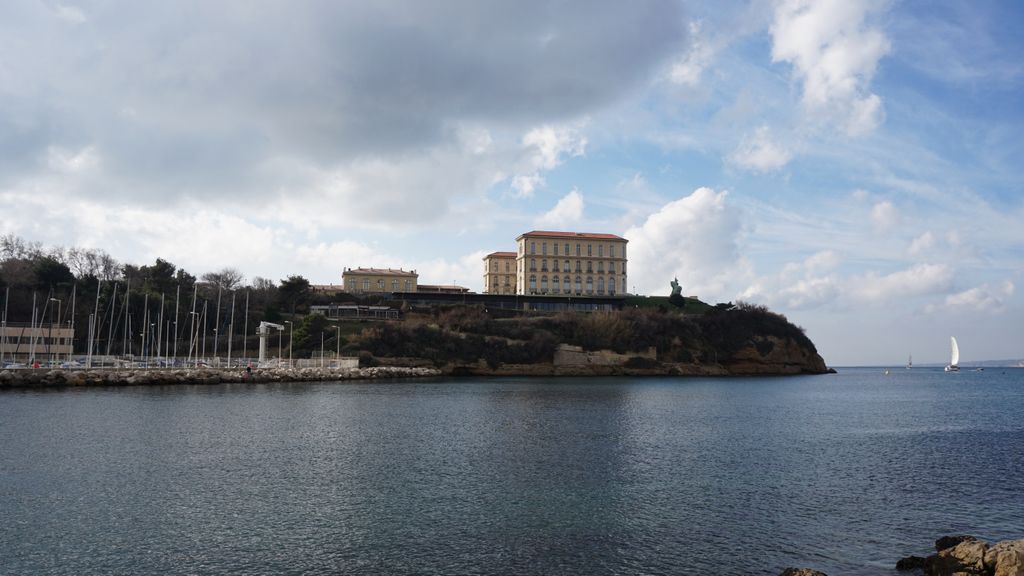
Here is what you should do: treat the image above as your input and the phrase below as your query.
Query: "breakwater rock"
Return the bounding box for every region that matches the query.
[0,366,441,388]
[897,535,1024,575]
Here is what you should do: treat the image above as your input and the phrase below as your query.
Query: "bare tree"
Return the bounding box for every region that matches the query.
[0,234,43,261]
[201,267,245,292]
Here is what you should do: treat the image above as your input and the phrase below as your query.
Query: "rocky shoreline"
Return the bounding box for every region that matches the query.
[780,534,1023,576]
[0,366,442,388]
[0,359,835,389]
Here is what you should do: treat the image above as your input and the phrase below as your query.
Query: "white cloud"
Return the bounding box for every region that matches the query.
[537,189,584,229]
[740,250,841,309]
[730,126,792,171]
[47,145,101,174]
[770,0,891,136]
[870,200,898,231]
[908,231,935,255]
[625,187,743,298]
[670,21,714,86]
[511,124,587,198]
[511,174,544,198]
[943,281,1015,313]
[418,249,491,291]
[294,241,399,280]
[849,263,953,303]
[522,125,587,170]
[54,5,87,24]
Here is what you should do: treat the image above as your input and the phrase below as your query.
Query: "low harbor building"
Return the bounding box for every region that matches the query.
[0,322,74,364]
[342,267,418,294]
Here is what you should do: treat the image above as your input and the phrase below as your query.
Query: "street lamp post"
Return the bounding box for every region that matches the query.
[284,320,292,368]
[335,324,341,369]
[188,310,200,368]
[48,298,61,366]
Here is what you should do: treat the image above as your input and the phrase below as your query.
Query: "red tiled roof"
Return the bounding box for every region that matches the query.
[343,268,418,277]
[484,251,517,259]
[516,230,627,242]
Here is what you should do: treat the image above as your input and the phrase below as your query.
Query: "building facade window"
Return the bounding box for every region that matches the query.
[610,245,615,258]
[598,245,603,257]
[530,242,536,255]
[529,276,537,292]
[541,276,548,291]
[392,280,399,291]
[362,279,370,291]
[597,277,605,294]
[564,243,570,255]
[564,276,571,293]
[542,242,547,255]
[575,276,582,293]
[587,244,592,256]
[541,259,548,272]
[598,261,604,273]
[553,244,558,256]
[576,244,581,256]
[575,260,581,272]
[553,276,560,291]
[622,278,627,293]
[586,277,593,294]
[586,261,593,273]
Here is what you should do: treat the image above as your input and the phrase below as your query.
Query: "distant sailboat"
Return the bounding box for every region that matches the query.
[906,354,912,370]
[944,337,960,372]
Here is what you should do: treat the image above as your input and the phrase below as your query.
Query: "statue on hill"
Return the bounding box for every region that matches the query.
[669,277,685,308]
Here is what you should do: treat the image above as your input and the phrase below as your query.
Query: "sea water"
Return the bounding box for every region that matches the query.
[1,368,1022,575]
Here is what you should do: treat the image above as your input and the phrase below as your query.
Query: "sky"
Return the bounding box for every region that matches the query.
[1,0,1022,366]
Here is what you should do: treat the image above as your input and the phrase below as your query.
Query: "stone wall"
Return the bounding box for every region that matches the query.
[0,365,440,388]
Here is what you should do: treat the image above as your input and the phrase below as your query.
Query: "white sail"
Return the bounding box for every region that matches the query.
[945,337,960,371]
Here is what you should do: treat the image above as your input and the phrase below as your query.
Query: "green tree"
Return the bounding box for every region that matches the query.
[139,258,178,294]
[278,275,311,316]
[34,257,75,288]
[290,313,330,357]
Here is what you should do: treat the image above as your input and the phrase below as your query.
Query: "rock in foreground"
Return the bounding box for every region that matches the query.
[897,535,1024,576]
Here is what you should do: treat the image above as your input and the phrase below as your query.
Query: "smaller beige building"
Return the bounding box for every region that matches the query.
[342,268,418,294]
[482,252,517,295]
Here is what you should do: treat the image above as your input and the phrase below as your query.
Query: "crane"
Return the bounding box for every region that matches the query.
[257,321,285,365]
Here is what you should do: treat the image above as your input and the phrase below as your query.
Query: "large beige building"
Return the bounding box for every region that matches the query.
[515,231,628,296]
[482,252,517,295]
[342,268,418,294]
